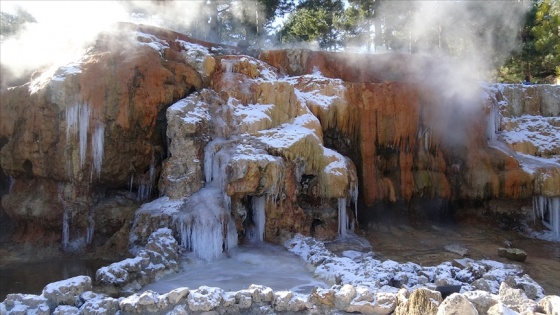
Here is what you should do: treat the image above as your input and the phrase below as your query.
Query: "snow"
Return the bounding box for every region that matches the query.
[500,114,560,156]
[175,40,209,54]
[324,148,347,176]
[258,120,321,149]
[233,103,274,129]
[136,31,169,56]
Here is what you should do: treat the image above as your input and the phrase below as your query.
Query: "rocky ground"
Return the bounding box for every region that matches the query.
[362,221,560,296]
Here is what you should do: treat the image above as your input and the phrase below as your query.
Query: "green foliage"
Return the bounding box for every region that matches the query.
[498,0,559,83]
[279,0,345,50]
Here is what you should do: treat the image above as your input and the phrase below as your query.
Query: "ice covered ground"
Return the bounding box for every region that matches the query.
[142,242,327,294]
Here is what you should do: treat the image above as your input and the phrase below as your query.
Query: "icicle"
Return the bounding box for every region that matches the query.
[129,173,134,193]
[91,123,105,179]
[62,209,70,250]
[486,100,501,141]
[204,144,216,183]
[350,181,358,227]
[250,196,266,242]
[66,105,79,139]
[338,198,348,235]
[533,195,560,237]
[65,102,92,171]
[86,210,95,245]
[137,155,156,202]
[221,59,235,73]
[8,176,15,192]
[78,104,91,168]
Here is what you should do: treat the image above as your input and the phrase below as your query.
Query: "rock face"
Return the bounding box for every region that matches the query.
[1,23,559,255]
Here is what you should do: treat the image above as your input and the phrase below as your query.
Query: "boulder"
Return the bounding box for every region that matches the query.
[487,302,520,315]
[498,282,538,314]
[538,295,560,315]
[445,244,469,257]
[42,275,92,307]
[2,294,50,315]
[464,290,499,315]
[395,288,443,315]
[436,293,478,315]
[187,286,224,312]
[53,305,80,315]
[498,248,527,262]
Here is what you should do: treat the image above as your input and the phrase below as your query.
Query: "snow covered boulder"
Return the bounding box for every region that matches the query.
[187,286,224,312]
[334,284,356,310]
[2,293,51,315]
[145,228,179,263]
[311,287,336,307]
[463,290,499,314]
[505,274,545,300]
[42,275,92,307]
[498,282,538,314]
[247,284,274,303]
[487,301,520,315]
[436,293,478,315]
[96,256,148,286]
[53,305,80,315]
[80,296,119,315]
[163,287,189,305]
[119,290,170,313]
[273,290,294,312]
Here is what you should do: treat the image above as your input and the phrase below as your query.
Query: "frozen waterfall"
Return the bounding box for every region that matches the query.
[249,196,266,242]
[171,139,239,261]
[533,196,560,237]
[65,102,105,179]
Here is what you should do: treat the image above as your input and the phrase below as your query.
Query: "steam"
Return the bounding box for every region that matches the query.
[1,2,128,81]
[0,1,207,88]
[368,0,528,146]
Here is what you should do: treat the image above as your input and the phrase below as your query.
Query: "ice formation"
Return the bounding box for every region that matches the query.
[62,209,70,250]
[91,123,105,179]
[338,198,349,235]
[250,196,266,242]
[533,196,560,237]
[137,156,156,202]
[65,102,105,179]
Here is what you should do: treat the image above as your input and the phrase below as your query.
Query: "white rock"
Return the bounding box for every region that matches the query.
[165,287,189,305]
[273,290,293,312]
[373,291,398,315]
[538,295,560,315]
[167,304,189,315]
[248,284,274,303]
[498,282,538,314]
[286,293,309,312]
[234,291,252,309]
[187,286,223,312]
[487,301,520,315]
[334,284,356,309]
[80,297,119,315]
[436,293,478,315]
[464,290,498,314]
[53,305,80,315]
[3,293,50,314]
[42,275,92,306]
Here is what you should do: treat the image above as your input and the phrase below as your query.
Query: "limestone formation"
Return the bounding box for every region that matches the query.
[1,22,559,252]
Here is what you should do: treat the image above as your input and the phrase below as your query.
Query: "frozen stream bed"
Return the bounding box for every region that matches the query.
[140,242,328,294]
